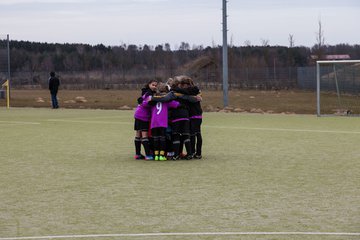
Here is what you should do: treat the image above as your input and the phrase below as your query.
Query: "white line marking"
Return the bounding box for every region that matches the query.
[1,232,359,239]
[0,121,41,125]
[46,119,132,125]
[66,116,131,120]
[205,125,360,134]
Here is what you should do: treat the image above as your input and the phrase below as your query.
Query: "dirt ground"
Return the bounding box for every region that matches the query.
[1,89,319,114]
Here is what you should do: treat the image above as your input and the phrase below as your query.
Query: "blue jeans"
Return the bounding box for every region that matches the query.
[51,92,59,108]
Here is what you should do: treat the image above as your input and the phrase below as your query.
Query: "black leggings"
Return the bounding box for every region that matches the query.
[191,132,202,155]
[172,133,192,156]
[152,127,166,154]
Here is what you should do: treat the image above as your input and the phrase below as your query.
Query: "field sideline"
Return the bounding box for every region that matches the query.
[0,108,359,240]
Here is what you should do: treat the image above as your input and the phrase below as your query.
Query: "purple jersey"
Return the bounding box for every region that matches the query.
[134,96,151,122]
[151,100,179,129]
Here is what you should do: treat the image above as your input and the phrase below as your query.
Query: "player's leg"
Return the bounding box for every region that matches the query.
[134,130,143,159]
[195,132,202,159]
[165,126,174,159]
[152,128,160,160]
[181,120,192,159]
[190,119,196,157]
[134,120,144,159]
[159,128,167,161]
[141,131,152,160]
[194,119,202,159]
[171,121,181,160]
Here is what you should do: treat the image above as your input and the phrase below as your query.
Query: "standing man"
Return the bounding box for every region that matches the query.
[48,71,60,109]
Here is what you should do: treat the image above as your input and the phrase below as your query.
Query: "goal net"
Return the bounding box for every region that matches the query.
[316,60,360,116]
[0,34,10,107]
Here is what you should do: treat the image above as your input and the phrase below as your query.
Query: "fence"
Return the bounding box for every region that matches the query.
[0,35,10,84]
[2,66,356,92]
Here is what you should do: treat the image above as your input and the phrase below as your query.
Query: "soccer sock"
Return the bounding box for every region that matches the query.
[172,134,181,156]
[196,133,202,155]
[160,136,166,153]
[135,137,141,155]
[166,136,173,154]
[182,134,192,156]
[190,134,196,155]
[179,137,184,156]
[153,136,159,156]
[141,137,151,156]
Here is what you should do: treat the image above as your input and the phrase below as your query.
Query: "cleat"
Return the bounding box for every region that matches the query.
[184,155,193,160]
[194,155,202,159]
[134,154,145,160]
[171,155,180,161]
[154,156,159,161]
[145,155,154,160]
[159,156,167,161]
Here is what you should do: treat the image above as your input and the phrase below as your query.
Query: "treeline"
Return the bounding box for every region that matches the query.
[3,40,360,73]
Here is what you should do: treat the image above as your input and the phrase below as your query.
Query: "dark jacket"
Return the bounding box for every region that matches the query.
[172,86,203,117]
[49,76,60,94]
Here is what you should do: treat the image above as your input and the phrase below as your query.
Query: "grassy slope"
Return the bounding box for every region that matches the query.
[0,108,359,240]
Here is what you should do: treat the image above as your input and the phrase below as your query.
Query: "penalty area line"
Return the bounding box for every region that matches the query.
[1,231,360,239]
[205,125,360,134]
[0,121,41,125]
[46,119,132,125]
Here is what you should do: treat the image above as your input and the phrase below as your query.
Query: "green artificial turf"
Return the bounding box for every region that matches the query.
[0,108,359,240]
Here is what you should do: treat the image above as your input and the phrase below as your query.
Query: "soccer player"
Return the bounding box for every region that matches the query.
[179,77,203,159]
[150,83,179,161]
[167,77,193,160]
[133,80,157,160]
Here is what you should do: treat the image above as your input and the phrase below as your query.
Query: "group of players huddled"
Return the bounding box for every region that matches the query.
[133,75,203,161]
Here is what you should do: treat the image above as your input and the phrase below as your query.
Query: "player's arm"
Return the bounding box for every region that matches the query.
[177,94,201,103]
[150,92,176,102]
[172,86,200,95]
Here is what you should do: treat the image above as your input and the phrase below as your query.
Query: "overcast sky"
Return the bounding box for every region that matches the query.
[0,0,359,48]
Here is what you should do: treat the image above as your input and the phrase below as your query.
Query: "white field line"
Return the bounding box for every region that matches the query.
[1,231,360,239]
[46,119,132,125]
[0,121,41,125]
[46,120,360,134]
[205,125,360,134]
[64,116,131,120]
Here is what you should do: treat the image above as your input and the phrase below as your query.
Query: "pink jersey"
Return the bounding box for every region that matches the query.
[150,100,179,129]
[134,96,152,122]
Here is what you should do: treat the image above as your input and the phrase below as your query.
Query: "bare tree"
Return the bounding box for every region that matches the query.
[230,34,234,47]
[316,18,325,48]
[261,38,269,47]
[288,34,295,48]
[244,40,251,47]
[212,38,217,48]
[315,18,325,59]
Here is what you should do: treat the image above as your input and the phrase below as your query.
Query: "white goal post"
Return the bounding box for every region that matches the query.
[316,60,360,117]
